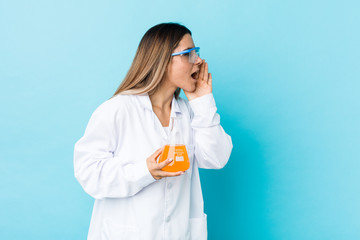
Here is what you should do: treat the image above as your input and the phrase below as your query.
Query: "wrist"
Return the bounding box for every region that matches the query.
[187,91,212,102]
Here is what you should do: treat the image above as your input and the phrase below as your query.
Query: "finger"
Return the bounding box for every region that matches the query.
[203,62,208,82]
[157,170,185,178]
[196,60,203,80]
[157,158,174,169]
[208,73,212,84]
[200,59,206,80]
[152,147,163,159]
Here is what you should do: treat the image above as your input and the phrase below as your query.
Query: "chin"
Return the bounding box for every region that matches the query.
[182,85,196,93]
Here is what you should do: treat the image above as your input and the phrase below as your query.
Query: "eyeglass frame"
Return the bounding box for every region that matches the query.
[171,47,200,63]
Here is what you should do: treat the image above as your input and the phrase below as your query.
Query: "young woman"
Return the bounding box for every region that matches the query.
[74,22,233,240]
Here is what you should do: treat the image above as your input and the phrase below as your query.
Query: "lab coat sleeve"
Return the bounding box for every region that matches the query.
[188,93,233,169]
[73,102,156,199]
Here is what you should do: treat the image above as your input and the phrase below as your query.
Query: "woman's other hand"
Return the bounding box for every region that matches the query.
[146,147,185,180]
[184,59,212,101]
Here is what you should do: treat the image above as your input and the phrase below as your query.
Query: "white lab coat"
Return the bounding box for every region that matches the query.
[74,93,233,240]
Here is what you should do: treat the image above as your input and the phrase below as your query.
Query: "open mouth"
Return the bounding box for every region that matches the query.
[191,70,199,80]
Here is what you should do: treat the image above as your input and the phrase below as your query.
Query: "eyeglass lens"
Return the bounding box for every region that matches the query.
[189,49,200,63]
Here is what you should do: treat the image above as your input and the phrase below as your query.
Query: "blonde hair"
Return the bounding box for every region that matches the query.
[113,23,192,99]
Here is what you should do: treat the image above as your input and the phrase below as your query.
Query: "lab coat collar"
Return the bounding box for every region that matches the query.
[137,93,182,117]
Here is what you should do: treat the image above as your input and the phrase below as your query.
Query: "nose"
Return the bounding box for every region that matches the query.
[194,55,202,65]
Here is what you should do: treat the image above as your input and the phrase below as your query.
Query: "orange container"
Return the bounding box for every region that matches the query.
[158,144,190,172]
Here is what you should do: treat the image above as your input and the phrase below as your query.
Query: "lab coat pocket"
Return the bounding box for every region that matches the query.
[186,144,195,177]
[189,213,207,240]
[102,219,140,240]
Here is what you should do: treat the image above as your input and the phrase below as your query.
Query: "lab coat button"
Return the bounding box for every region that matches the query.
[167,183,172,189]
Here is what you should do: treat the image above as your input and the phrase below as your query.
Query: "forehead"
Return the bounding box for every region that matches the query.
[175,34,195,51]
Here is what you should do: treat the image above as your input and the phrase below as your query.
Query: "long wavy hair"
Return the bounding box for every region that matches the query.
[113,23,192,99]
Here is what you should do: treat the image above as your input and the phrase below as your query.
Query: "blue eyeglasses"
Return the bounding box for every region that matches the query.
[171,47,200,63]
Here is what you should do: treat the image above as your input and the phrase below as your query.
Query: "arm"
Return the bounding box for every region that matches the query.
[183,59,233,169]
[73,102,156,199]
[189,93,233,169]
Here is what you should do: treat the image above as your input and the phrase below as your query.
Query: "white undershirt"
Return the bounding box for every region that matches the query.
[163,126,170,136]
[163,119,173,136]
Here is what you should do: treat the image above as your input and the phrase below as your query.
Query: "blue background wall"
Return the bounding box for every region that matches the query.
[1,0,359,239]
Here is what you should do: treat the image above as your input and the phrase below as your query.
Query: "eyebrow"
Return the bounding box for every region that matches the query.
[181,47,195,51]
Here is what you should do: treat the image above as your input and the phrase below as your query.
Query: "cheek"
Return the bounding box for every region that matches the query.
[166,60,194,89]
[170,65,190,81]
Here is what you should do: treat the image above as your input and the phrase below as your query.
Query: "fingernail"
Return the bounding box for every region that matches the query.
[168,158,173,162]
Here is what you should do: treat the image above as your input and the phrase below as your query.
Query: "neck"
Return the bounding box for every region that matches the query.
[149,81,177,111]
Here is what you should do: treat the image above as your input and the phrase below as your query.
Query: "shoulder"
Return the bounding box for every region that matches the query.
[90,94,136,121]
[177,96,189,108]
[176,96,193,116]
[95,94,134,112]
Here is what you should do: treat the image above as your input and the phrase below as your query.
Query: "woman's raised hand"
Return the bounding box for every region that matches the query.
[146,147,185,180]
[184,59,213,101]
